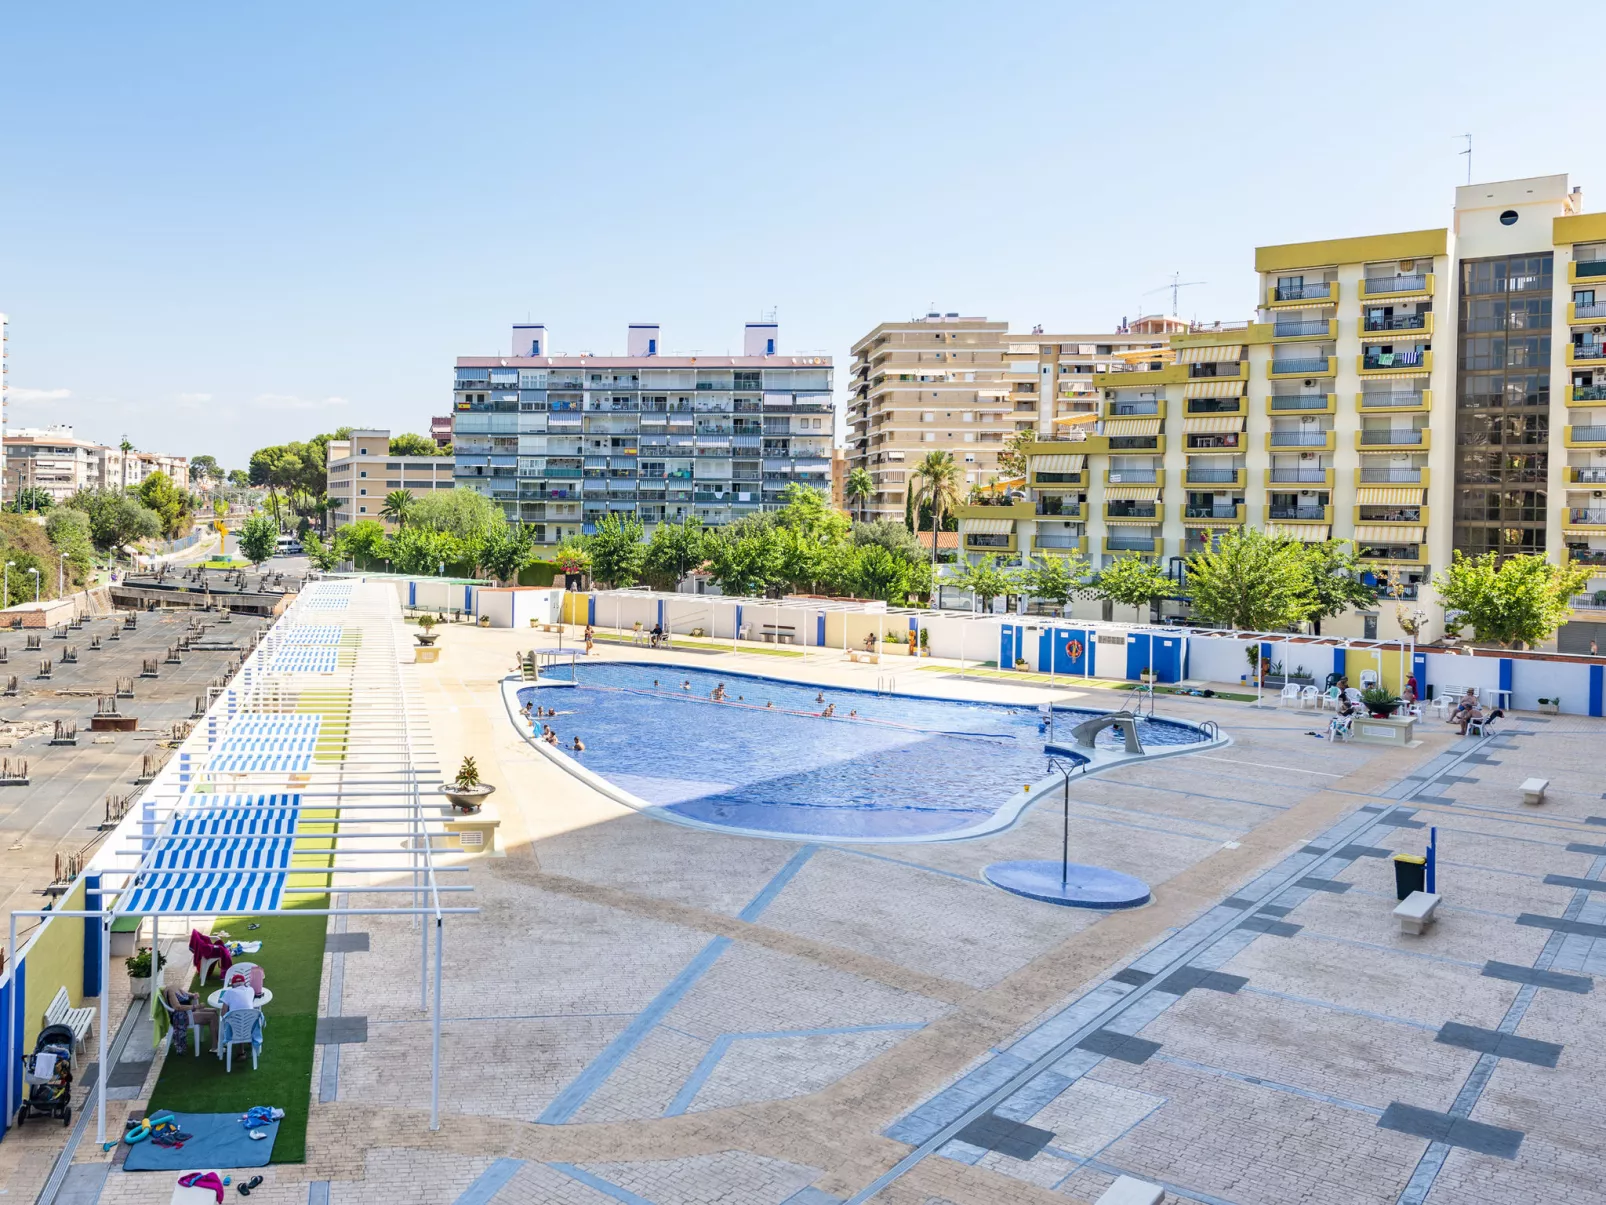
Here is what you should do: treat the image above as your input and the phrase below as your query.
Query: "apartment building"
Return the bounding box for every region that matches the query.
[958,173,1606,647]
[430,415,453,448]
[451,323,833,543]
[2,426,189,501]
[847,314,1181,524]
[326,429,455,528]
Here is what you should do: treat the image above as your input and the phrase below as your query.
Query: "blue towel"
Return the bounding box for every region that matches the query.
[123,1113,279,1171]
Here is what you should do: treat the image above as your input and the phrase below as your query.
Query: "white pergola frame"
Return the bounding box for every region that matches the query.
[5,581,477,1145]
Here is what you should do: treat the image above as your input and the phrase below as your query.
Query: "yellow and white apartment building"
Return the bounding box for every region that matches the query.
[846,314,1180,523]
[956,174,1606,648]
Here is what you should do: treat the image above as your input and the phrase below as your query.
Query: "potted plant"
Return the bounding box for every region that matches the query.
[125,946,164,999]
[1537,696,1561,715]
[1140,666,1156,684]
[918,628,930,657]
[441,755,495,813]
[1014,657,1029,670]
[478,614,491,628]
[415,613,439,646]
[1359,686,1401,718]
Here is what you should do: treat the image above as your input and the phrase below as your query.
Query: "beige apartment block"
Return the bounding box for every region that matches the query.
[327,428,455,528]
[958,173,1606,649]
[3,426,188,502]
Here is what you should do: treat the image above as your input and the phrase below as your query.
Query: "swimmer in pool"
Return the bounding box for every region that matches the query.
[571,736,585,752]
[765,701,773,708]
[711,683,727,702]
[681,680,692,691]
[821,703,836,718]
[815,692,825,704]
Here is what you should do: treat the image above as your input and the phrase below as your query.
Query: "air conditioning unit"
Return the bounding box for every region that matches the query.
[1304,379,1315,387]
[1300,452,1315,461]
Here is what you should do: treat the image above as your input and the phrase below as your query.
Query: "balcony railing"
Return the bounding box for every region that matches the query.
[1573,468,1606,484]
[1270,430,1330,447]
[1275,283,1331,301]
[1108,437,1160,450]
[1185,506,1238,519]
[1574,385,1606,402]
[1270,468,1329,484]
[1362,314,1428,333]
[1362,391,1426,408]
[1110,402,1160,415]
[1107,538,1156,552]
[1360,468,1423,483]
[1364,274,1427,293]
[1185,469,1238,483]
[1270,506,1328,520]
[1572,427,1606,441]
[1573,343,1606,361]
[1107,504,1159,518]
[1270,394,1328,411]
[967,534,1012,548]
[1570,509,1606,524]
[1033,535,1083,549]
[1576,261,1606,279]
[1572,593,1606,610]
[1360,428,1426,445]
[1570,548,1606,566]
[1576,303,1606,320]
[1273,319,1330,337]
[1271,357,1330,375]
[1105,469,1157,483]
[1187,399,1242,414]
[1363,350,1425,369]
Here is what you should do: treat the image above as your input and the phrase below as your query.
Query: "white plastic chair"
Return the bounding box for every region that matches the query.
[1328,715,1354,743]
[1300,685,1321,710]
[1320,686,1342,711]
[156,992,205,1057]
[1430,695,1453,720]
[1344,688,1364,707]
[1359,670,1379,689]
[1279,683,1302,708]
[217,1008,263,1072]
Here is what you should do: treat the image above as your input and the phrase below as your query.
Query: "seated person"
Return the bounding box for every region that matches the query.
[218,977,257,1017]
[1448,688,1481,730]
[160,986,219,1051]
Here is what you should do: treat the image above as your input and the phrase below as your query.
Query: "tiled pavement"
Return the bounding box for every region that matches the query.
[8,625,1606,1204]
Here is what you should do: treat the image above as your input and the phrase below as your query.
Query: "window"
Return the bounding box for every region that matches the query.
[359,448,369,455]
[921,432,935,442]
[358,470,367,478]
[358,488,367,496]
[358,505,366,513]
[921,411,935,422]
[963,432,975,442]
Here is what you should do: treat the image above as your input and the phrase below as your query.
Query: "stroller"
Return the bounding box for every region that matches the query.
[16,1023,74,1126]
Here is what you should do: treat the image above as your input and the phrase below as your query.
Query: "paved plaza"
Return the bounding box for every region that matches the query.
[5,618,1606,1204]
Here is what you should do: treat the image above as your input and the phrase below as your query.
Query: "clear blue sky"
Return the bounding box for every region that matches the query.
[0,1,1589,469]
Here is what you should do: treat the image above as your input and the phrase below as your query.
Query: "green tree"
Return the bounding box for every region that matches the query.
[1300,540,1377,633]
[478,523,534,584]
[644,517,707,589]
[552,534,591,577]
[996,428,1037,481]
[13,486,54,513]
[238,513,280,566]
[137,471,193,538]
[1185,528,1314,631]
[775,483,849,544]
[1431,551,1591,649]
[952,555,1019,612]
[1092,555,1174,617]
[1021,552,1090,613]
[407,488,506,543]
[850,544,910,603]
[45,507,94,583]
[388,525,466,575]
[188,455,222,484]
[845,467,873,523]
[334,519,390,569]
[300,530,341,572]
[380,490,415,528]
[60,488,161,552]
[910,449,963,568]
[0,551,49,605]
[852,519,925,565]
[588,513,646,588]
[227,469,250,488]
[388,432,442,456]
[705,526,785,597]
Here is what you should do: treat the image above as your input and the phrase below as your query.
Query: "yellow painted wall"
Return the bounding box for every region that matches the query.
[21,879,89,1052]
[562,592,591,625]
[1255,228,1448,273]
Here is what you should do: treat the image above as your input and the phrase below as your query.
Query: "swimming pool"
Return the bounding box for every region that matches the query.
[509,663,1221,842]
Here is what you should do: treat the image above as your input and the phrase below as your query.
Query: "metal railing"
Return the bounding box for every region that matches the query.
[1360,468,1422,482]
[1359,428,1427,445]
[1270,468,1328,483]
[1273,320,1329,337]
[1362,391,1426,407]
[1571,427,1606,441]
[1270,357,1330,375]
[1270,431,1329,446]
[1107,505,1159,518]
[1104,470,1155,482]
[1573,343,1606,360]
[1270,395,1328,411]
[1185,469,1238,483]
[1364,274,1427,293]
[1186,399,1242,414]
[1362,314,1428,333]
[1569,508,1606,524]
[1275,283,1331,301]
[1573,385,1606,402]
[1107,538,1156,552]
[1269,506,1327,520]
[1033,535,1082,549]
[1111,402,1160,415]
[1363,350,1425,369]
[1572,468,1606,484]
[1185,506,1238,519]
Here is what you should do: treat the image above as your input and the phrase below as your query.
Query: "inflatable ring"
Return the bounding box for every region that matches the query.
[1065,639,1084,662]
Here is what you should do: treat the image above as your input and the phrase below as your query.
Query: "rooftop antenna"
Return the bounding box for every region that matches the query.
[1459,134,1472,185]
[1143,273,1206,317]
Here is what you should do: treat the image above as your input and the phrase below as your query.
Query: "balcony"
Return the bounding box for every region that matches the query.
[1268,429,1334,450]
[1358,467,1425,484]
[1355,544,1426,564]
[1104,503,1159,520]
[1186,398,1246,415]
[1271,317,1337,341]
[1570,385,1606,404]
[1567,342,1606,367]
[1568,466,1606,485]
[1104,536,1158,555]
[1268,355,1336,379]
[965,532,1017,551]
[1359,313,1433,340]
[1105,400,1163,417]
[1361,273,1433,300]
[1564,426,1606,447]
[1569,301,1606,324]
[1266,282,1335,307]
[1565,547,1606,568]
[1357,428,1430,451]
[1032,534,1087,552]
[1035,500,1087,521]
[1571,592,1606,611]
[958,501,1034,521]
[1104,468,1159,485]
[1185,434,1243,453]
[1269,393,1335,413]
[1185,466,1245,488]
[1359,349,1432,375]
[1270,467,1334,486]
[1565,507,1606,529]
[1184,504,1244,523]
[1108,436,1163,451]
[1569,260,1606,284]
[1360,389,1431,411]
[1032,470,1086,488]
[1269,505,1331,522]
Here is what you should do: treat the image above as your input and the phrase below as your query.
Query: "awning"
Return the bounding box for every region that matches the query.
[1052,411,1101,425]
[1104,516,1160,526]
[1183,379,1246,399]
[1183,415,1246,434]
[1103,485,1160,501]
[977,388,1011,398]
[1030,454,1085,472]
[963,518,1015,534]
[1178,345,1243,364]
[1363,369,1430,380]
[1102,418,1162,437]
[1355,525,1425,542]
[1356,487,1425,506]
[1268,523,1331,542]
[122,794,302,914]
[1360,326,1426,341]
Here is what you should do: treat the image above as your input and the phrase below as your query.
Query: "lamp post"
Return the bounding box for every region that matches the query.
[28,567,39,602]
[59,552,67,596]
[3,561,12,608]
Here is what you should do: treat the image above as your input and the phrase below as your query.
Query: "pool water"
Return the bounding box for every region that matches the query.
[516,663,1210,840]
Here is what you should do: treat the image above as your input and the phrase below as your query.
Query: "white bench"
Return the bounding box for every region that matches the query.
[1394,890,1440,936]
[846,649,879,665]
[1521,777,1549,806]
[1096,1176,1166,1205]
[44,986,94,1057]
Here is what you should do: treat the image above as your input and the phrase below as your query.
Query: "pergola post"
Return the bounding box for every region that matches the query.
[430,916,443,1130]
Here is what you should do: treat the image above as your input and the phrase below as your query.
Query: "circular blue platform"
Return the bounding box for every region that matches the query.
[983,860,1151,909]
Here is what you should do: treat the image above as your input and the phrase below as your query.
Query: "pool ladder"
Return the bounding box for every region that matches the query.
[875,675,898,697]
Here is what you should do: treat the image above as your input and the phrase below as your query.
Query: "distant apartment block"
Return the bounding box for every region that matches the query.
[451,323,833,541]
[429,415,453,448]
[326,429,455,528]
[2,425,187,502]
[846,314,1183,523]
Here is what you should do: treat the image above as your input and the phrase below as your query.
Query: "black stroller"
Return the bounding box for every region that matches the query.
[16,1023,74,1126]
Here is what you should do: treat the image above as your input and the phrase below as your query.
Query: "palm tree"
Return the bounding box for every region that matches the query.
[910,450,962,568]
[380,489,415,528]
[845,468,873,524]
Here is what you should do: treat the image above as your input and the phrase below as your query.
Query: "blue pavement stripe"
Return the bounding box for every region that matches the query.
[539,937,732,1123]
[453,1158,527,1205]
[1153,1052,1385,1117]
[738,845,818,921]
[883,1052,1030,1145]
[307,1184,330,1205]
[549,1163,658,1205]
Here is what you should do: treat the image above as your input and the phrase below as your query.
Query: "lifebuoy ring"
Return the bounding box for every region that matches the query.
[1065,639,1084,661]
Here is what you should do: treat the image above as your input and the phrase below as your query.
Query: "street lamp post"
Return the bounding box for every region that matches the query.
[3,561,12,608]
[59,553,66,596]
[28,567,39,603]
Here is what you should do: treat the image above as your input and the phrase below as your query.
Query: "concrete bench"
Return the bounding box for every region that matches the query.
[1521,777,1548,806]
[846,649,879,664]
[1096,1176,1166,1205]
[44,986,94,1056]
[759,625,796,644]
[1394,890,1440,936]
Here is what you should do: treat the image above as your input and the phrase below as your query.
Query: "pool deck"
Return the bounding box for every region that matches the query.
[8,622,1606,1204]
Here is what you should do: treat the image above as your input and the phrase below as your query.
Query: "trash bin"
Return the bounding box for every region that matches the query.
[1392,853,1427,901]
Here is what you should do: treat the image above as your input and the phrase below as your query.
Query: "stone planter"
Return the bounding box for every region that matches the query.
[415,646,441,664]
[1539,702,1560,715]
[441,783,495,814]
[128,975,151,1000]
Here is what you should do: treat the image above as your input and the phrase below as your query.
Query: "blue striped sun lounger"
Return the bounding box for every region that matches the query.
[206,752,315,774]
[275,625,345,647]
[222,716,324,739]
[268,648,341,674]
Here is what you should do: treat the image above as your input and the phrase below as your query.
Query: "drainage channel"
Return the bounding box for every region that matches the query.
[847,731,1500,1204]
